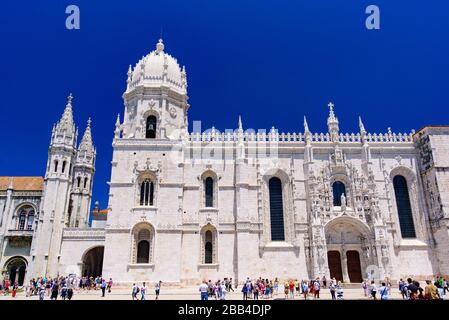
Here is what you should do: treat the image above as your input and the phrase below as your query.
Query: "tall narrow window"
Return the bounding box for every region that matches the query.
[393,175,416,238]
[204,230,213,264]
[62,161,66,173]
[18,212,26,230]
[332,181,346,206]
[135,228,152,263]
[146,116,157,139]
[140,179,154,206]
[205,177,214,207]
[137,240,150,263]
[54,160,59,173]
[27,211,34,230]
[84,177,88,189]
[269,177,285,241]
[77,177,81,188]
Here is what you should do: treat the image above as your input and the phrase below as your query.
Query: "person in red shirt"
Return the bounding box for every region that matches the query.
[289,280,295,299]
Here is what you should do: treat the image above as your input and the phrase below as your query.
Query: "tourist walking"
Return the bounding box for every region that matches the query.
[199,281,209,300]
[289,280,295,299]
[61,284,68,300]
[141,282,147,300]
[68,285,74,300]
[370,280,377,300]
[132,283,140,300]
[329,280,336,300]
[39,284,46,300]
[50,281,59,300]
[101,279,107,297]
[302,280,309,300]
[11,282,18,298]
[107,278,113,293]
[424,280,440,300]
[155,281,161,300]
[336,281,344,300]
[241,282,248,300]
[220,281,227,300]
[378,282,390,300]
[313,278,321,299]
[322,276,327,288]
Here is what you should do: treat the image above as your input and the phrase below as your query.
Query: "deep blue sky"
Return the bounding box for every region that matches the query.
[1,0,448,209]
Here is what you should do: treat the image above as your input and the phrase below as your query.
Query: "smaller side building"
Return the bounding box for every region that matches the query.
[0,177,43,286]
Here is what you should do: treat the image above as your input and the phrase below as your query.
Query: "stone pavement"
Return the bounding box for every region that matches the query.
[1,286,446,300]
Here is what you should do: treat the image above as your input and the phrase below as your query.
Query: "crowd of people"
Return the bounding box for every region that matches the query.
[361,276,448,300]
[131,281,162,300]
[2,274,448,300]
[0,275,114,300]
[198,276,344,300]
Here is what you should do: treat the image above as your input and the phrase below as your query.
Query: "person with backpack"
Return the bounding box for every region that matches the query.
[379,282,390,300]
[60,284,68,300]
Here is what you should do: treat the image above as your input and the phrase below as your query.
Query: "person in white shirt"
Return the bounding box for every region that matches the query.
[199,281,209,300]
[220,281,227,300]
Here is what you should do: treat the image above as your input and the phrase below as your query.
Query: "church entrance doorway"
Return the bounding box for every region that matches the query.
[4,257,27,286]
[82,246,104,278]
[346,250,363,283]
[327,251,343,282]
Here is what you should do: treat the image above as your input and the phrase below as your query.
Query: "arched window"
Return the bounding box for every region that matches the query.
[269,177,285,241]
[17,206,34,231]
[139,179,154,206]
[84,177,88,189]
[54,160,59,173]
[393,175,416,238]
[134,228,152,264]
[146,116,157,139]
[77,177,81,188]
[205,177,214,207]
[62,161,66,173]
[332,181,346,206]
[204,230,213,264]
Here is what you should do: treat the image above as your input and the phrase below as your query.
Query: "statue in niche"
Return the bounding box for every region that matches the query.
[341,193,346,211]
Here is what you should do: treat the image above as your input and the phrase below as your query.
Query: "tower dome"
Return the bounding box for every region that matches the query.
[127,39,187,94]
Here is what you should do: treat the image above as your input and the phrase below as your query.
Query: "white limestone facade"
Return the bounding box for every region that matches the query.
[2,39,449,286]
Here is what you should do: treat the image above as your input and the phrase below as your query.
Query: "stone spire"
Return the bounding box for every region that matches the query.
[56,93,75,135]
[327,102,339,141]
[79,118,94,155]
[114,113,121,139]
[359,116,366,134]
[304,116,310,134]
[238,115,243,132]
[359,116,367,144]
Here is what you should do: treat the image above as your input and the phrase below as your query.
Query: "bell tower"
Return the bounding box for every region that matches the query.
[120,39,189,141]
[29,94,78,278]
